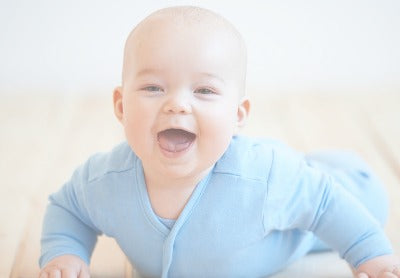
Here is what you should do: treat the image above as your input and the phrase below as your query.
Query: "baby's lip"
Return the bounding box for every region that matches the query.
[157,128,196,142]
[157,126,196,137]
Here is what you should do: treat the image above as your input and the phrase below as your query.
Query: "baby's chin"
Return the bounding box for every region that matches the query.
[151,150,216,182]
[156,161,209,182]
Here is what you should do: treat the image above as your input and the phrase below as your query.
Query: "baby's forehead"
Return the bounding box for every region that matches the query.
[122,6,247,90]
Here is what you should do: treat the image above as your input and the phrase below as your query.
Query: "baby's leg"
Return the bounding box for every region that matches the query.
[305,150,389,252]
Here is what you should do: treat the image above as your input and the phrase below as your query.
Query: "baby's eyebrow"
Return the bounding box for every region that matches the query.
[135,69,226,84]
[196,72,226,84]
[135,68,164,78]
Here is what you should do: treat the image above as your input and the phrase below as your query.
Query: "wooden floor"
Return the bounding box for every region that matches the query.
[1,92,399,277]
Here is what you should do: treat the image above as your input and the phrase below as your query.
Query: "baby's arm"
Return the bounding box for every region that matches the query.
[355,254,400,278]
[39,162,101,276]
[39,255,89,278]
[263,146,397,275]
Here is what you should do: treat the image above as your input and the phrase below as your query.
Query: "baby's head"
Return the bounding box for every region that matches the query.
[113,6,250,181]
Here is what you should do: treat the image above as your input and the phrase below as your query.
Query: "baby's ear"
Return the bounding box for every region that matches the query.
[113,86,124,123]
[236,97,250,129]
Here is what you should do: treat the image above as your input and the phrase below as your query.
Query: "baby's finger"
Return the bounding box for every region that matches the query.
[39,271,49,278]
[393,265,400,277]
[48,268,61,278]
[358,273,369,278]
[61,268,78,278]
[78,269,90,278]
[380,271,397,278]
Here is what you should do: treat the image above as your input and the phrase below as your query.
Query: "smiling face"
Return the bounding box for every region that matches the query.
[114,7,249,185]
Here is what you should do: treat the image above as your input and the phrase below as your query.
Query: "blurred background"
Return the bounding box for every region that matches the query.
[1,0,400,96]
[1,0,399,277]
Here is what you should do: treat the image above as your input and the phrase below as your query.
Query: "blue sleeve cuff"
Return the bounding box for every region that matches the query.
[342,230,393,268]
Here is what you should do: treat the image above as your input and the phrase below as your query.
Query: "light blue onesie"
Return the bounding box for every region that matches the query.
[39,136,393,277]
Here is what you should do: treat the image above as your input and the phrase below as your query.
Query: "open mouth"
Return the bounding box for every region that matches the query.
[157,128,196,154]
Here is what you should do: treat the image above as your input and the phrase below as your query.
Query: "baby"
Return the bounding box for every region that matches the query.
[39,6,399,278]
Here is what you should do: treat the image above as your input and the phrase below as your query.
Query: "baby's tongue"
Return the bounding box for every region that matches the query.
[158,129,195,152]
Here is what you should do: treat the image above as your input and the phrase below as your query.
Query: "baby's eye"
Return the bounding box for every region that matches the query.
[194,88,216,95]
[143,86,163,92]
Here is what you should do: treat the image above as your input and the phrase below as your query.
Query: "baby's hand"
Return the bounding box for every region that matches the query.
[38,254,90,278]
[356,254,400,278]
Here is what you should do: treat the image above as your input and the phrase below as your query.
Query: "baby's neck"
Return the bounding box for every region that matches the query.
[143,167,212,220]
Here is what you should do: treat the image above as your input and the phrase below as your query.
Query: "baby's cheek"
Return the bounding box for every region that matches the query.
[123,119,149,154]
[200,124,233,160]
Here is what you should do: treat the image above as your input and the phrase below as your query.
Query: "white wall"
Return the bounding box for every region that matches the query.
[1,0,399,95]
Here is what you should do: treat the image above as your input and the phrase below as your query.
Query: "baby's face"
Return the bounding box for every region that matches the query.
[114,14,249,181]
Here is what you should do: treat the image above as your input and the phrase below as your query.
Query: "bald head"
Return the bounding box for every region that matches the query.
[121,6,247,94]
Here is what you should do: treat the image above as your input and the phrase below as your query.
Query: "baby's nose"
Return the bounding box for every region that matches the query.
[163,92,192,114]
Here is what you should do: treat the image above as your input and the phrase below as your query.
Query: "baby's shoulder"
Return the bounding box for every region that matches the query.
[215,136,302,181]
[80,141,136,183]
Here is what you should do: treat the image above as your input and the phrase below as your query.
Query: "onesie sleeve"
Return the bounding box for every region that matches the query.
[39,159,102,268]
[262,146,393,268]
